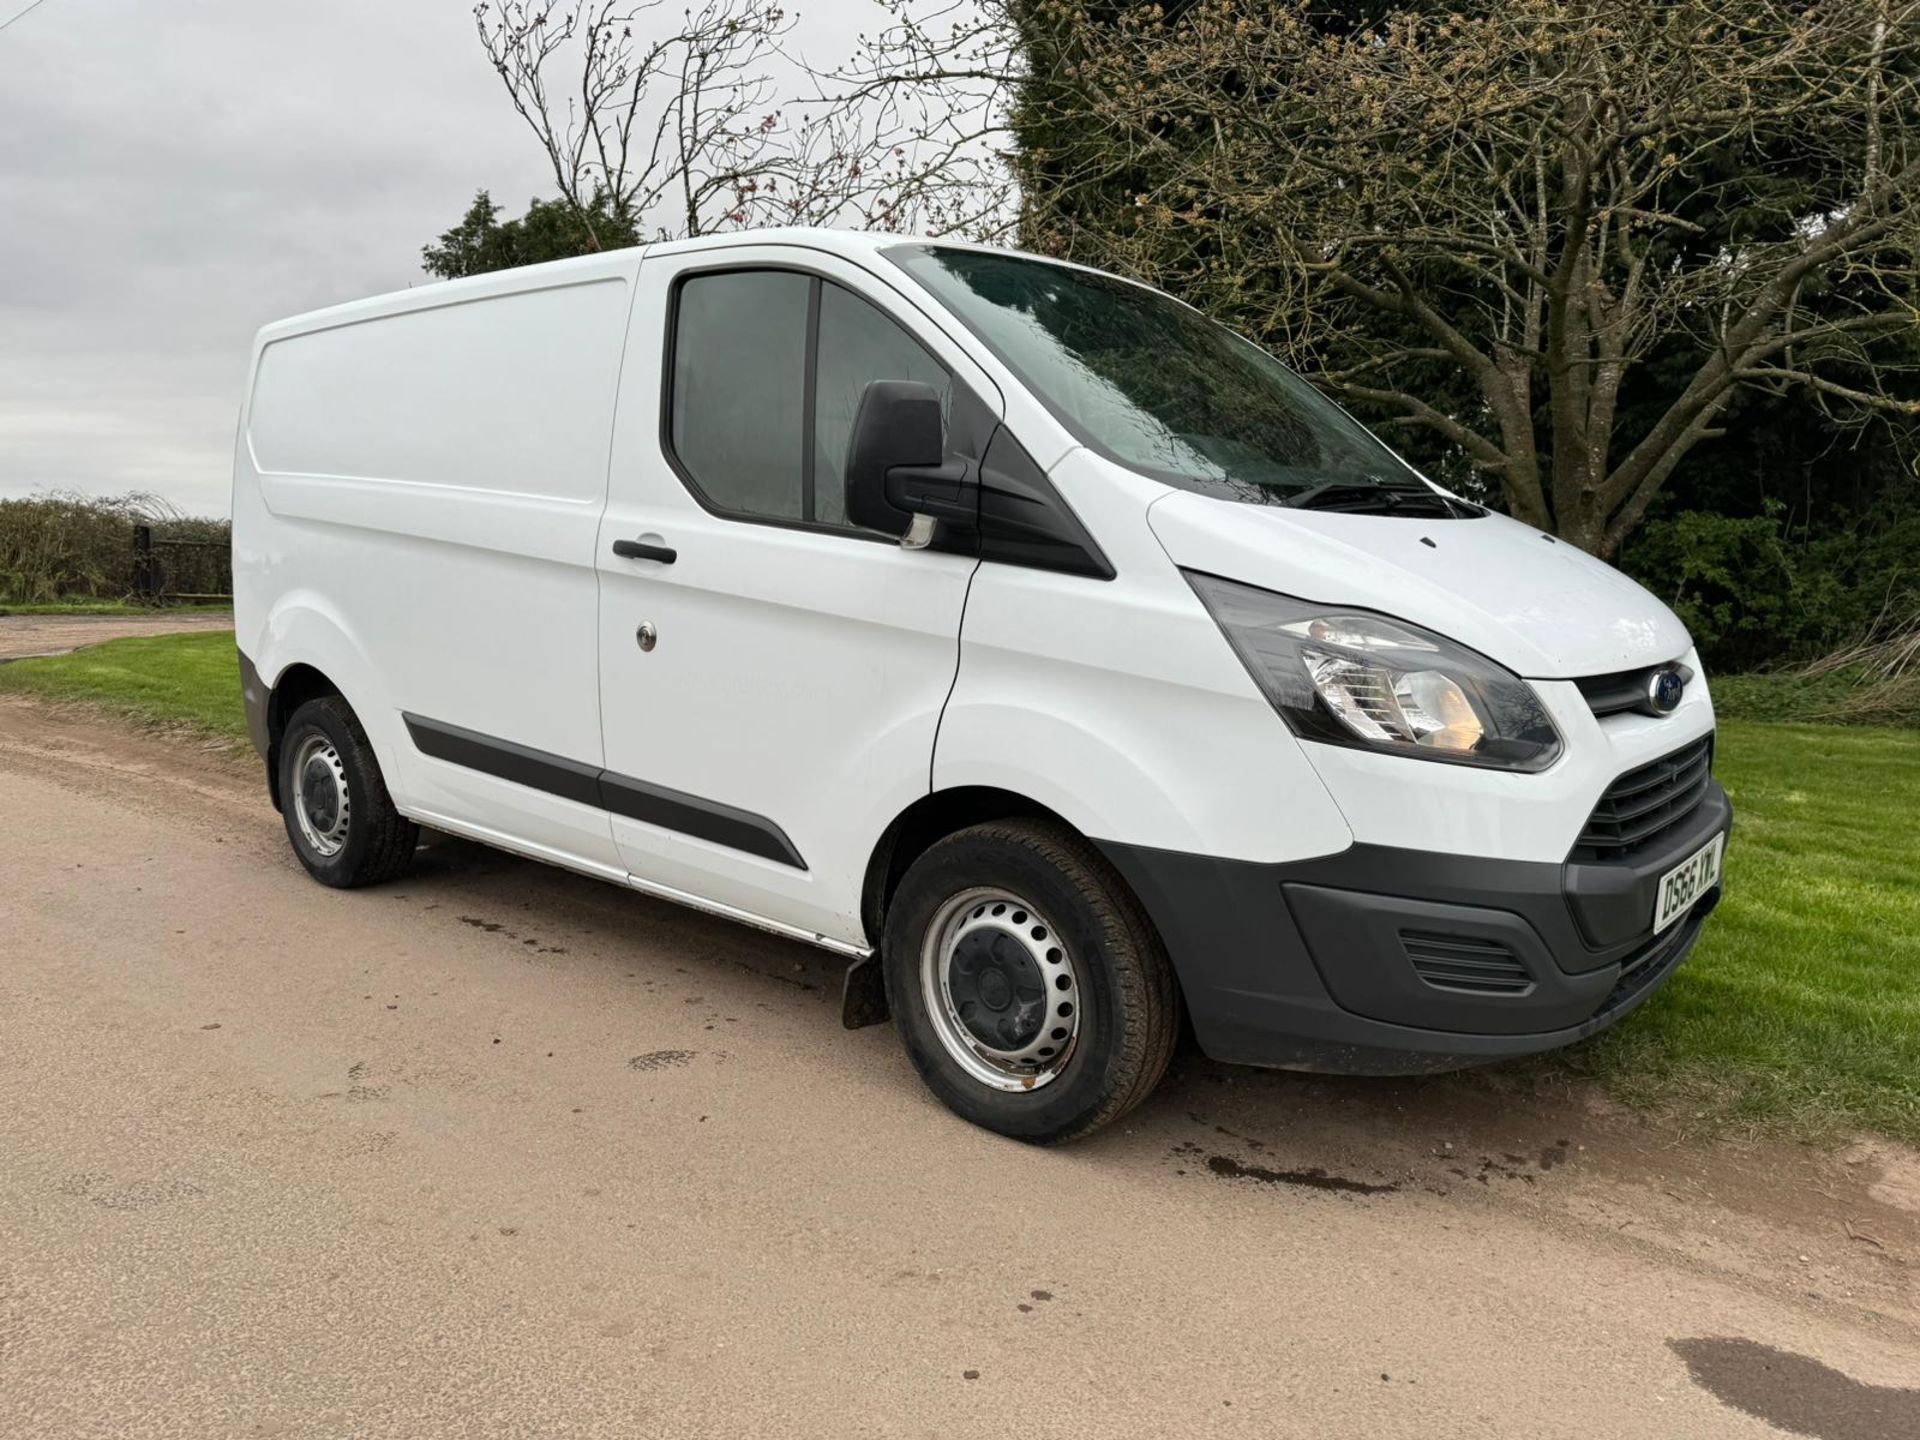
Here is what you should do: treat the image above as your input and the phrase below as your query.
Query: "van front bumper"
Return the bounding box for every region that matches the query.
[1096,780,1731,1074]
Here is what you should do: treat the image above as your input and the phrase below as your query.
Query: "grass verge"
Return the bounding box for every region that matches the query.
[0,631,248,743]
[1,633,1915,1144]
[1532,719,1920,1144]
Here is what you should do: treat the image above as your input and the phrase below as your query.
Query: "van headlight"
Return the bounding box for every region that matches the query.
[1186,571,1563,772]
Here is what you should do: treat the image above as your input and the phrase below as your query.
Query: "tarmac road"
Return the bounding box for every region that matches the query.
[2,698,1916,1438]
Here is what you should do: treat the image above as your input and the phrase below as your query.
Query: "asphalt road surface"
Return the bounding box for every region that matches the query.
[2,698,1916,1438]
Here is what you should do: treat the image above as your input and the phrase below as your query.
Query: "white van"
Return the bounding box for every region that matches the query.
[233,229,1730,1142]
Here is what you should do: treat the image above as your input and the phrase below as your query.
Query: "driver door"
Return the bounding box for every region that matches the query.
[595,242,1002,946]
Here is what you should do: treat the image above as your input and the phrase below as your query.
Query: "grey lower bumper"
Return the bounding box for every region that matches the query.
[1097,781,1731,1075]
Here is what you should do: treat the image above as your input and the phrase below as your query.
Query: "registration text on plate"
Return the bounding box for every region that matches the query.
[1654,831,1723,934]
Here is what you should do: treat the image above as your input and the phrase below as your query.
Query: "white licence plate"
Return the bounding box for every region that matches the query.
[1654,832,1724,933]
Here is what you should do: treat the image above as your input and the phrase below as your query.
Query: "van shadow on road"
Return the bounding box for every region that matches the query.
[1670,1339,1920,1440]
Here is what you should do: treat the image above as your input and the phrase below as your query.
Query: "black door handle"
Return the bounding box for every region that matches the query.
[611,539,677,564]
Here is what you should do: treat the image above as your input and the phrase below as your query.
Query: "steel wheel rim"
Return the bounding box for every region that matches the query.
[291,733,351,858]
[921,887,1081,1092]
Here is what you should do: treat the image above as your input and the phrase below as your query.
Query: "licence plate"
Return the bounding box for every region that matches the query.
[1654,832,1724,933]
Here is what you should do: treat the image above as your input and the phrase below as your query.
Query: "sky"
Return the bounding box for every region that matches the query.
[0,0,875,517]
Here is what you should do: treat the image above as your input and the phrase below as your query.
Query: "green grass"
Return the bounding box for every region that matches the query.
[1,633,1915,1143]
[0,631,248,742]
[0,600,231,616]
[1542,720,1920,1143]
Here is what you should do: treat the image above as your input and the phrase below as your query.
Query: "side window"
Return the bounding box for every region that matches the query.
[669,270,810,520]
[667,268,953,531]
[813,283,951,527]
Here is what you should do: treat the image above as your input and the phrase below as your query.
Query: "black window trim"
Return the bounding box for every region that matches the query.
[659,259,959,545]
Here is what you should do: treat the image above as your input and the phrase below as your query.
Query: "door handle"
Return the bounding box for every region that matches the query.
[611,538,677,564]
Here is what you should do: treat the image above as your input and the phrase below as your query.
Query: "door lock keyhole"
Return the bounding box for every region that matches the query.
[635,622,657,653]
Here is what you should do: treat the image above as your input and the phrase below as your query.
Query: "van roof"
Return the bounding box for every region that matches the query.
[252,226,1050,349]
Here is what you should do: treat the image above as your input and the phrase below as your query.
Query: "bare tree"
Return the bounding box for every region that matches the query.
[1023,0,1920,555]
[800,0,1021,237]
[475,0,801,241]
[474,0,1018,243]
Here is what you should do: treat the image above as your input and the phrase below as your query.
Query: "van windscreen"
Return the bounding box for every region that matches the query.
[886,245,1452,512]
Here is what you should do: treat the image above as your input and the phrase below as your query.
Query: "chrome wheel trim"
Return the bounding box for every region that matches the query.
[920,887,1081,1093]
[291,732,351,859]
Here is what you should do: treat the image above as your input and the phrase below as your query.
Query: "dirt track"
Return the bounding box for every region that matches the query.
[1,697,1916,1438]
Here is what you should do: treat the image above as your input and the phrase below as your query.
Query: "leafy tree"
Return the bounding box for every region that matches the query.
[422,190,639,279]
[420,190,637,280]
[1010,0,1920,556]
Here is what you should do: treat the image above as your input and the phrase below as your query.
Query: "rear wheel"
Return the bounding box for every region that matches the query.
[277,695,418,888]
[883,819,1179,1143]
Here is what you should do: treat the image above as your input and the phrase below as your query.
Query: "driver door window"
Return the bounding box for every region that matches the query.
[812,282,951,526]
[668,269,951,532]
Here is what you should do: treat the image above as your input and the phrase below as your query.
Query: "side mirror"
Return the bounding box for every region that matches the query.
[845,380,976,542]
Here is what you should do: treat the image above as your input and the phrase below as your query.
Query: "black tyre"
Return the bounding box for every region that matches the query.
[883,819,1179,1143]
[277,695,419,889]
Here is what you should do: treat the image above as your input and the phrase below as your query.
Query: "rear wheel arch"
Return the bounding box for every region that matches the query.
[264,663,344,810]
[277,692,419,888]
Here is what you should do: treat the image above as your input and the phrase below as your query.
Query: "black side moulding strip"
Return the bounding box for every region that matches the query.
[402,713,806,871]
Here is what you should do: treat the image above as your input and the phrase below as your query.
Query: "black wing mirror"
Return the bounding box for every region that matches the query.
[844,380,977,545]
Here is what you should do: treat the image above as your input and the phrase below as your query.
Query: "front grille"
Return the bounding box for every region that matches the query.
[1402,932,1534,996]
[1574,661,1693,718]
[1574,735,1713,861]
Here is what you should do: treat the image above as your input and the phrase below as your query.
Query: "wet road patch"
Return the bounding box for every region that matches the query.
[1204,1152,1399,1195]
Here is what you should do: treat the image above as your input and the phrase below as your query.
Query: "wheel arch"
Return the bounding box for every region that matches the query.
[260,663,346,811]
[246,591,384,811]
[859,785,1080,945]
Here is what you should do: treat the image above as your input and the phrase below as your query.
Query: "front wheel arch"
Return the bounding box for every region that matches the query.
[882,816,1181,1142]
[860,785,1080,946]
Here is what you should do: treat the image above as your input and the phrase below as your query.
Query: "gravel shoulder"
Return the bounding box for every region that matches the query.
[2,696,1916,1438]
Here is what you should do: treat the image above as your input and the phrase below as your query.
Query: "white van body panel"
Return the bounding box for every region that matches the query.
[237,253,641,875]
[1147,491,1693,679]
[595,240,1005,945]
[1301,649,1717,862]
[234,228,1731,1090]
[934,447,1356,865]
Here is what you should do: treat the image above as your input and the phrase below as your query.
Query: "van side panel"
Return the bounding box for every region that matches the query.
[234,261,640,875]
[933,448,1355,866]
[248,280,623,501]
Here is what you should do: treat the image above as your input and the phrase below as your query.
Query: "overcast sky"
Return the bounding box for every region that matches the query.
[0,0,873,516]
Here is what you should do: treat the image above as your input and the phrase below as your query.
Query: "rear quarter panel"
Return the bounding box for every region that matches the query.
[231,256,641,868]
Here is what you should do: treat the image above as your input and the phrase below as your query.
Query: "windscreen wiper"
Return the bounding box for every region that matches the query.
[1284,480,1465,516]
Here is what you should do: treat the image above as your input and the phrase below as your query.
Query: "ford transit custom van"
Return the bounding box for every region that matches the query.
[233,229,1730,1142]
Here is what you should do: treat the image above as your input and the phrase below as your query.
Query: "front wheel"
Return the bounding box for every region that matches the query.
[277,695,419,889]
[883,819,1179,1143]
